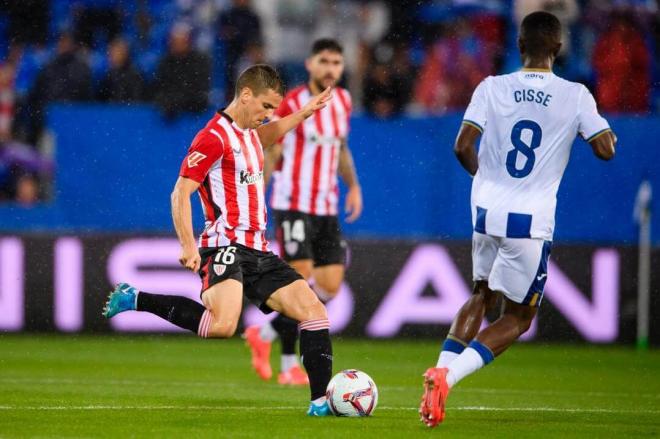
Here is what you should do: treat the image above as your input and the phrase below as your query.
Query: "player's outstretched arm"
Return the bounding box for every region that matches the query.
[454,123,481,176]
[257,87,332,148]
[589,130,617,161]
[338,139,362,223]
[171,176,202,272]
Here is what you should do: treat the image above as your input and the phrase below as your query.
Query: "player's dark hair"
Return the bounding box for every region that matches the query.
[235,64,285,97]
[310,38,343,56]
[519,11,561,59]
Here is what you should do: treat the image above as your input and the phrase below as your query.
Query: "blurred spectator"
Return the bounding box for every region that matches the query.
[219,0,262,100]
[235,41,267,77]
[1,0,50,46]
[0,63,15,141]
[0,139,52,203]
[98,39,144,103]
[153,23,211,119]
[414,16,496,113]
[28,32,93,143]
[174,0,222,52]
[593,12,651,113]
[15,173,39,206]
[363,43,412,118]
[73,0,124,49]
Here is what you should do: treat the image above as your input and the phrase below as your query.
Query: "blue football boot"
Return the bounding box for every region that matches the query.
[102,283,138,318]
[307,399,332,417]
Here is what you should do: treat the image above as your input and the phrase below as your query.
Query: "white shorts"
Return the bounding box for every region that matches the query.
[472,232,552,307]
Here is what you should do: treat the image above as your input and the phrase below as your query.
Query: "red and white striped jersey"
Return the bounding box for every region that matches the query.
[179,111,268,251]
[270,85,352,216]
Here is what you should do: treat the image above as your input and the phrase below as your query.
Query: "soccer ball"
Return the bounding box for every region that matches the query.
[326,369,378,417]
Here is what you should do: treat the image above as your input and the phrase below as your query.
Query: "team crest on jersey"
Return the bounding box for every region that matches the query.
[213,263,226,276]
[285,241,299,256]
[187,151,207,168]
[239,170,263,185]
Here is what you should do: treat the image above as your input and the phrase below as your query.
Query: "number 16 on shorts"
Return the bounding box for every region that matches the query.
[214,246,237,275]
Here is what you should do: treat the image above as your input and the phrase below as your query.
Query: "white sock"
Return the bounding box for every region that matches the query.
[436,351,459,368]
[312,284,334,303]
[312,396,327,406]
[281,354,298,372]
[446,347,485,388]
[259,322,278,342]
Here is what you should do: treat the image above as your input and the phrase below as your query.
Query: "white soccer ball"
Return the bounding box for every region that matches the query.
[326,369,378,417]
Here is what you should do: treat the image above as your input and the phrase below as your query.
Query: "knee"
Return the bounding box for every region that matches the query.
[517,314,534,335]
[474,282,498,310]
[207,319,238,339]
[298,288,328,322]
[315,278,342,298]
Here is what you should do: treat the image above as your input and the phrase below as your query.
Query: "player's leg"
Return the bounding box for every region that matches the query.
[199,279,244,338]
[104,246,245,339]
[264,278,332,415]
[103,279,243,338]
[444,238,550,387]
[310,216,346,301]
[246,211,312,382]
[436,233,499,368]
[420,233,498,426]
[103,282,208,333]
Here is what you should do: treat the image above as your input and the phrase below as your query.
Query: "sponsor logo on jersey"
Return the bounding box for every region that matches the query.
[187,151,207,168]
[307,131,338,145]
[239,170,263,185]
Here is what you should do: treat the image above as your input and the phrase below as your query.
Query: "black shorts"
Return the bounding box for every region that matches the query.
[198,244,303,313]
[274,210,346,267]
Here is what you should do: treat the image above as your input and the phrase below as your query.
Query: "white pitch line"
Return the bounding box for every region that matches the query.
[3,378,660,404]
[0,405,658,415]
[3,378,659,401]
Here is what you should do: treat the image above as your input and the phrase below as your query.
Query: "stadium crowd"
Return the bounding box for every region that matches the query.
[0,0,658,203]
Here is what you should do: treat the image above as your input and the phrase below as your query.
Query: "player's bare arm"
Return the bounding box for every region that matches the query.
[257,86,332,148]
[454,123,481,176]
[338,138,363,223]
[589,130,617,161]
[263,142,283,186]
[171,176,201,272]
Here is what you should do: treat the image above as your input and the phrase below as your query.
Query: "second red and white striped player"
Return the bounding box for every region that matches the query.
[270,85,351,216]
[180,110,269,251]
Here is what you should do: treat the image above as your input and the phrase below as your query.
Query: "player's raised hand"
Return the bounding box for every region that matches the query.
[179,244,201,272]
[345,184,363,223]
[301,87,332,118]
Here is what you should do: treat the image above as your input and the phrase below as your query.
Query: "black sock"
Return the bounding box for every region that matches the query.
[300,328,333,400]
[271,314,298,355]
[137,292,206,333]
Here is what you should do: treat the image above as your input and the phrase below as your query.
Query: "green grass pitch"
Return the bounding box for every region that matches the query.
[1,335,659,438]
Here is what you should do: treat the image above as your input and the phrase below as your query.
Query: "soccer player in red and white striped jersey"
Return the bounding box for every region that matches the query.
[103,65,336,416]
[244,39,362,386]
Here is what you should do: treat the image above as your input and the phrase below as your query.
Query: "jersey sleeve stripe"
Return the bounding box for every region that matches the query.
[209,128,224,142]
[584,127,612,142]
[462,119,484,133]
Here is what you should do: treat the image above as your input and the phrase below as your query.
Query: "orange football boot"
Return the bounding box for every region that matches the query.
[244,326,272,380]
[419,367,450,427]
[278,365,309,386]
